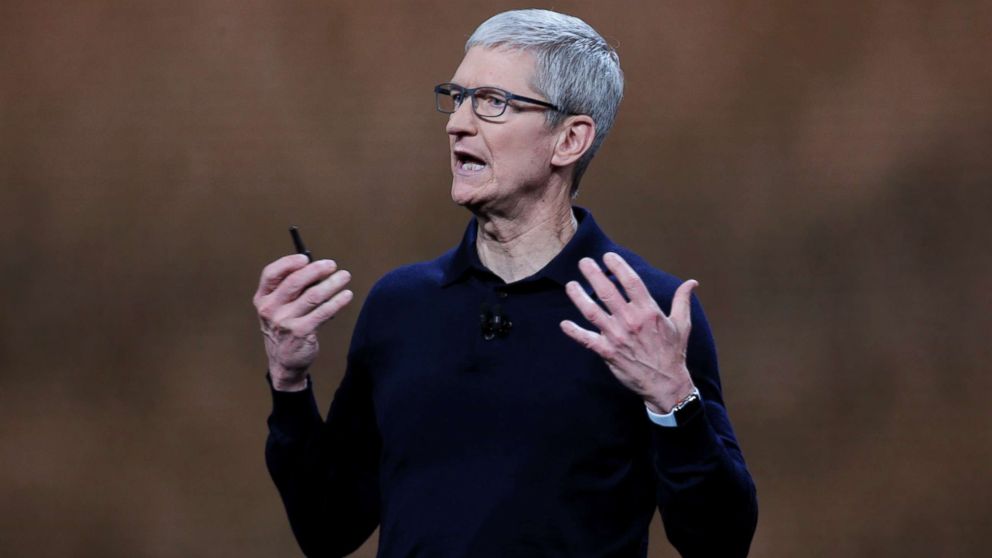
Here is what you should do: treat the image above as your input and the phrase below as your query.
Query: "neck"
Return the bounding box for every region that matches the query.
[475,201,578,283]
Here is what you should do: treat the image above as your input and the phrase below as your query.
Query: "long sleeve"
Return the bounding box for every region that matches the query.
[651,294,758,557]
[265,305,382,557]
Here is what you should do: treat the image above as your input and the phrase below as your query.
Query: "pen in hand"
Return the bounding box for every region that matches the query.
[289,226,312,262]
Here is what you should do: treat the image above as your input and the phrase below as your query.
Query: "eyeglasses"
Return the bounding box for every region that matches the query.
[434,82,567,118]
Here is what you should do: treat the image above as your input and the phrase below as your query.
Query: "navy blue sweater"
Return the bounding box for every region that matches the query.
[266,208,757,557]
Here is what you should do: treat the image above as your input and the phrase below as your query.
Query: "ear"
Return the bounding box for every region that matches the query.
[551,115,596,169]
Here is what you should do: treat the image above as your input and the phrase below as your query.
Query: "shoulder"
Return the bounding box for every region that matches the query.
[349,249,453,340]
[364,248,453,305]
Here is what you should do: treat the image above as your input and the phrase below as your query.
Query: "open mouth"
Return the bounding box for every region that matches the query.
[455,151,488,172]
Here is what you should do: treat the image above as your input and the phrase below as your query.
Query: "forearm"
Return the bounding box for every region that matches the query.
[265,377,380,557]
[652,404,757,557]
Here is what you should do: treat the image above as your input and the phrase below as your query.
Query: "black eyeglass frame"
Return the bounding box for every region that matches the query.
[434,82,569,118]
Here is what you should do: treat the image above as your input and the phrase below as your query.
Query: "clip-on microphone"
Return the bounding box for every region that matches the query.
[480,303,512,340]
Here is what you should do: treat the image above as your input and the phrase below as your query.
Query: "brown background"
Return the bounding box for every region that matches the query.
[2,1,990,556]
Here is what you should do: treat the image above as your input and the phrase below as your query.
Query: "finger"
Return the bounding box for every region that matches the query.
[564,280,621,336]
[602,252,654,308]
[281,269,352,319]
[294,288,355,332]
[559,320,613,359]
[271,259,339,304]
[578,257,628,317]
[255,254,310,300]
[669,279,698,327]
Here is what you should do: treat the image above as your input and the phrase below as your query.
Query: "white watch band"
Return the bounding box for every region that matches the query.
[645,387,701,428]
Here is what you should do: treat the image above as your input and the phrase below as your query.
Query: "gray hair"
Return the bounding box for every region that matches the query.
[466,9,624,194]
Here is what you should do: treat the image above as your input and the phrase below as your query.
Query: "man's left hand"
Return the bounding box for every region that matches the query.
[560,252,698,414]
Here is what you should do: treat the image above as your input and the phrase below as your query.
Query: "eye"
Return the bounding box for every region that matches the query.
[478,91,507,109]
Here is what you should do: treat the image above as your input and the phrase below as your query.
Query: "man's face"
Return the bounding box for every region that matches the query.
[445,47,559,213]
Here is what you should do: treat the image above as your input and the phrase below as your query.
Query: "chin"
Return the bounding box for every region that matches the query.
[450,178,492,210]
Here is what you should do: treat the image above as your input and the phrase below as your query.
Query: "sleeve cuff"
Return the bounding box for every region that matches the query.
[266,372,322,439]
[650,402,726,471]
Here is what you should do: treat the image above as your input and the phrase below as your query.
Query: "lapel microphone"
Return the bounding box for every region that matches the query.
[480,303,512,340]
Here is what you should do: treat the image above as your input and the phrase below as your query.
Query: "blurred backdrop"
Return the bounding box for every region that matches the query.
[2,1,990,556]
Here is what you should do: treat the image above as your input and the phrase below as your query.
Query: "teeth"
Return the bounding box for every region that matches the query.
[463,162,485,171]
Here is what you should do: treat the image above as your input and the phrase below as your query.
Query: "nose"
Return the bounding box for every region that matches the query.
[445,97,478,137]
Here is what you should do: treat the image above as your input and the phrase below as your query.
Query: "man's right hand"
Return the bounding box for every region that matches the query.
[253,254,354,391]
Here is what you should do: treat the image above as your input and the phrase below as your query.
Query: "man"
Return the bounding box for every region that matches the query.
[254,9,757,557]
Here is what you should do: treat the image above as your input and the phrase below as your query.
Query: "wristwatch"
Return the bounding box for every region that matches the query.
[646,387,703,427]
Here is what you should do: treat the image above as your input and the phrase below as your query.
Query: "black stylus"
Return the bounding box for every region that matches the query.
[289,226,312,262]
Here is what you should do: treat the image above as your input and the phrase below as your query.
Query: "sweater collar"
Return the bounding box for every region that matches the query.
[440,206,615,287]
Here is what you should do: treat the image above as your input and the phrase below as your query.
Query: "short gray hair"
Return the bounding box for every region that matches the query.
[466,9,624,194]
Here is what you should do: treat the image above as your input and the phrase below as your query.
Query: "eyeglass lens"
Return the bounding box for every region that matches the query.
[436,86,509,117]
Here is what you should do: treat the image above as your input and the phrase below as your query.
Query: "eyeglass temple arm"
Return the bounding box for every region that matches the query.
[505,92,562,112]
